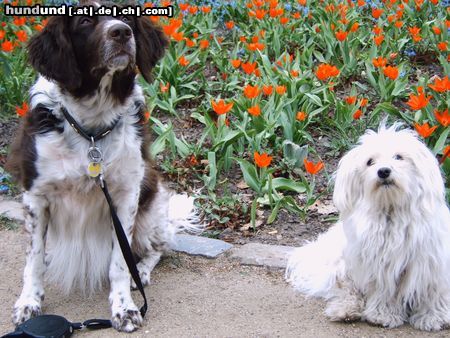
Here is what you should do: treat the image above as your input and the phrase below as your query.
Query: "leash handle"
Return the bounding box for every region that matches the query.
[99,176,148,317]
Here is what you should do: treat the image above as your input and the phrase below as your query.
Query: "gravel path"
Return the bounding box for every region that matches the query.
[0,229,447,338]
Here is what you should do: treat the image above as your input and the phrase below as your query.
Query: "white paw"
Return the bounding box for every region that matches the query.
[111,307,143,332]
[13,297,42,325]
[325,288,364,323]
[410,312,450,331]
[131,262,152,290]
[326,302,361,322]
[363,308,405,328]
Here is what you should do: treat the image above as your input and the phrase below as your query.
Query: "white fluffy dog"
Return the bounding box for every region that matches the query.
[286,123,450,331]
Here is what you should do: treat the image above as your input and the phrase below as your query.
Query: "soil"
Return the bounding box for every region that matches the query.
[0,118,18,167]
[0,229,447,338]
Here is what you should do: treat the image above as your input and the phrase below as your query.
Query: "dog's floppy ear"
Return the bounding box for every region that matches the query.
[135,17,168,83]
[27,16,81,90]
[409,135,446,208]
[333,147,364,215]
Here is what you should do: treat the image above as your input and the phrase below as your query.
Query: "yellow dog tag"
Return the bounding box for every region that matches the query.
[87,162,102,178]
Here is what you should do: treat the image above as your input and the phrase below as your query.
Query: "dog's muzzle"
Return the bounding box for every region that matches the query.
[108,23,132,44]
[103,21,136,69]
[377,167,395,187]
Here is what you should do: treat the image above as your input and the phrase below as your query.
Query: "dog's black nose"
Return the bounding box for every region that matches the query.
[109,24,132,43]
[378,167,391,179]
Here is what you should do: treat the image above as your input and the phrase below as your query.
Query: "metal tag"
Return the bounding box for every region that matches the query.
[87,162,102,178]
[87,146,103,163]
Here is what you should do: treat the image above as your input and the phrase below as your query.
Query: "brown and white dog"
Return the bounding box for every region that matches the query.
[6,1,199,332]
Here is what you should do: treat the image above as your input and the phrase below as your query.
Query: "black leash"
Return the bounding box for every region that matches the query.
[99,175,148,318]
[1,107,147,338]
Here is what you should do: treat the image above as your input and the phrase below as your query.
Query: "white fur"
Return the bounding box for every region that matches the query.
[13,76,202,332]
[286,124,450,331]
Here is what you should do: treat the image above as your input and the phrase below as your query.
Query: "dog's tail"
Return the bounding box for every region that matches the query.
[167,193,204,235]
[285,223,346,299]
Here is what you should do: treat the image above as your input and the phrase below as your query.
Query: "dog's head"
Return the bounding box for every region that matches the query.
[27,0,168,98]
[333,123,445,214]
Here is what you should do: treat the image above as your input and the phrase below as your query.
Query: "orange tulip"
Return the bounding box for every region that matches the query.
[15,30,27,42]
[201,6,211,13]
[406,88,431,111]
[350,22,359,32]
[353,109,363,119]
[243,84,260,99]
[315,63,340,81]
[345,96,357,105]
[231,59,241,68]
[179,3,189,11]
[428,76,450,93]
[225,21,234,30]
[254,151,272,168]
[372,8,384,19]
[296,111,307,121]
[247,104,261,117]
[435,109,450,127]
[262,85,273,96]
[414,122,437,138]
[178,55,189,66]
[335,30,348,41]
[383,66,399,80]
[304,159,324,175]
[160,82,170,93]
[372,56,387,68]
[374,34,384,46]
[437,42,448,51]
[432,26,441,35]
[241,61,257,75]
[199,39,209,49]
[211,99,233,115]
[1,40,13,52]
[275,85,286,95]
[15,102,28,117]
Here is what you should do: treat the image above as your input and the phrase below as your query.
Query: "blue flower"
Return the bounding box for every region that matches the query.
[404,49,416,57]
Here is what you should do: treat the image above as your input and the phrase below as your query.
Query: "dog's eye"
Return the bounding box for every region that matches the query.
[394,154,403,160]
[79,17,93,26]
[367,158,374,166]
[120,16,131,24]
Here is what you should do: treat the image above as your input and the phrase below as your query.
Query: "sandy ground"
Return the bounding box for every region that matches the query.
[0,229,448,338]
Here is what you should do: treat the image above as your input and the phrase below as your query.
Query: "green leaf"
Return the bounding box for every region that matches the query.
[270,178,307,193]
[150,127,172,158]
[213,130,243,150]
[305,93,322,106]
[234,158,261,193]
[206,151,217,191]
[433,128,450,154]
[267,200,281,224]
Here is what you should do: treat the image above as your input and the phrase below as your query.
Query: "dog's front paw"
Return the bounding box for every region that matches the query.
[410,312,450,331]
[111,307,143,332]
[12,298,42,325]
[363,308,405,329]
[325,299,362,323]
[131,262,152,290]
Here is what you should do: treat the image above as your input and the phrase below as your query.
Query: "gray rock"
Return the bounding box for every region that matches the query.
[0,200,24,222]
[173,234,233,258]
[229,243,296,269]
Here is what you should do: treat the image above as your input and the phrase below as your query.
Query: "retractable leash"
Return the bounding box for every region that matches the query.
[2,107,147,338]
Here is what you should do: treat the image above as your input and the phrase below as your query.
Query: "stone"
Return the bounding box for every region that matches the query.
[229,243,296,269]
[173,234,233,258]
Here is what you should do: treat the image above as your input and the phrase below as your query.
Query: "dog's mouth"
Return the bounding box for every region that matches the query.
[103,41,136,70]
[376,179,396,188]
